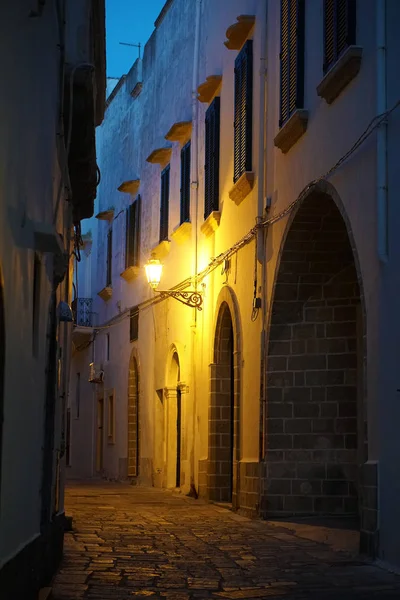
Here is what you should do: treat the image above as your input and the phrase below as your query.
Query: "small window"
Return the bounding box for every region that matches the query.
[126,196,141,268]
[323,0,356,74]
[160,165,170,242]
[130,306,139,342]
[106,228,112,286]
[32,253,41,356]
[107,392,115,443]
[180,142,191,224]
[204,97,220,219]
[105,333,110,362]
[279,0,305,127]
[234,39,253,183]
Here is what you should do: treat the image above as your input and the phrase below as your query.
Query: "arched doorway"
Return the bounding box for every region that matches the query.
[209,294,241,505]
[0,267,5,499]
[264,185,366,520]
[127,352,140,478]
[164,351,182,488]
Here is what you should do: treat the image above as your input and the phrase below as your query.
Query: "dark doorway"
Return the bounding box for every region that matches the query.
[0,267,5,502]
[128,354,140,477]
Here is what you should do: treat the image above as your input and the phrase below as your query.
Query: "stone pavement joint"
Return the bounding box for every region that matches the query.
[51,482,400,599]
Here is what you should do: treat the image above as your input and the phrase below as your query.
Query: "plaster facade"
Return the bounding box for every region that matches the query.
[0,1,105,598]
[69,0,400,568]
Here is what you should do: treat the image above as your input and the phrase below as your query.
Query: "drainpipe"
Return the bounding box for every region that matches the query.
[257,0,268,514]
[190,0,202,494]
[377,0,388,263]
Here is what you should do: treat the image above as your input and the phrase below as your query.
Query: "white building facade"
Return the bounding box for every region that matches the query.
[0,2,105,598]
[69,0,400,568]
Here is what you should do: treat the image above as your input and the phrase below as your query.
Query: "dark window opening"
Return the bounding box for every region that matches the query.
[180,142,191,224]
[106,228,112,286]
[126,196,141,268]
[160,165,170,242]
[234,39,253,183]
[130,306,139,342]
[204,96,221,219]
[279,0,305,127]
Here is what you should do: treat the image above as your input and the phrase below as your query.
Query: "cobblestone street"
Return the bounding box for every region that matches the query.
[52,482,400,600]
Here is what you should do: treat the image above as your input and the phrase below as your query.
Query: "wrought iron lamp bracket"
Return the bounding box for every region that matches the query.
[157,290,203,310]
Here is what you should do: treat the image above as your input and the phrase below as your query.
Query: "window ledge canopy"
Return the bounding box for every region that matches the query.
[95,208,114,221]
[197,75,222,103]
[151,239,171,260]
[274,109,309,154]
[201,211,221,238]
[120,266,140,282]
[224,15,255,50]
[165,121,192,144]
[229,171,255,205]
[317,46,363,105]
[171,221,192,245]
[118,179,140,195]
[98,286,112,301]
[146,146,172,168]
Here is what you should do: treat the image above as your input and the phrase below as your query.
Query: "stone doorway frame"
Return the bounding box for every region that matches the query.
[208,286,242,508]
[127,348,140,478]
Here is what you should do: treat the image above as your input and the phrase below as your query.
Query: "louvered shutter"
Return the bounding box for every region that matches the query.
[234,40,253,183]
[279,0,305,127]
[106,229,112,286]
[160,165,170,242]
[204,96,220,219]
[180,142,191,224]
[125,196,141,268]
[323,0,356,74]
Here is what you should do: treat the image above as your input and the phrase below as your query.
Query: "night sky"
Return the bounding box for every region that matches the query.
[106,0,166,78]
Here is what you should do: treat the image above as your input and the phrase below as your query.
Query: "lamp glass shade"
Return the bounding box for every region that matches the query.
[145,256,163,289]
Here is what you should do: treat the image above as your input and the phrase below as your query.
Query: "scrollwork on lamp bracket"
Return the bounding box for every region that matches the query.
[157,290,203,310]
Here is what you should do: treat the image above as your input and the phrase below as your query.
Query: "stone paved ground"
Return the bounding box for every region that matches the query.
[52,482,400,600]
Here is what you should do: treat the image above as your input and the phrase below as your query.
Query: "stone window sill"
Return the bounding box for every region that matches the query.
[120,266,140,282]
[229,171,255,205]
[274,109,309,154]
[98,286,112,301]
[224,15,255,50]
[151,239,171,260]
[317,46,363,105]
[201,211,221,238]
[171,221,192,245]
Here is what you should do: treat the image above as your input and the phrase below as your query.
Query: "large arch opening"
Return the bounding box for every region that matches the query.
[127,352,140,478]
[209,301,236,503]
[264,188,366,521]
[0,268,4,500]
[165,351,181,489]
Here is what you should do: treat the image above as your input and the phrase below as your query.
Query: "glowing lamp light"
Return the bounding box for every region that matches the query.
[145,254,163,289]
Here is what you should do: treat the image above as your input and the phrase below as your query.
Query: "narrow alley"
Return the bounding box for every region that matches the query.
[52,482,400,600]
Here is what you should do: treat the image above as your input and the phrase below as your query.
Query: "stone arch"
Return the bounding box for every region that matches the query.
[0,266,4,500]
[208,286,242,506]
[127,348,140,478]
[164,345,185,489]
[263,182,367,523]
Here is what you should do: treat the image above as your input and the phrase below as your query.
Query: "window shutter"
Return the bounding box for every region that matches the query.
[130,306,139,342]
[234,40,253,183]
[323,0,356,74]
[204,96,220,220]
[125,196,141,268]
[106,228,112,286]
[160,165,170,242]
[280,0,305,127]
[180,142,191,224]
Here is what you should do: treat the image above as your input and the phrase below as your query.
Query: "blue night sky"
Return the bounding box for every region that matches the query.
[106,0,166,78]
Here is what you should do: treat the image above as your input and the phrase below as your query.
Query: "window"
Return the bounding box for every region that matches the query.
[204,97,220,219]
[126,196,141,268]
[180,142,191,224]
[105,333,110,362]
[107,392,115,443]
[323,0,356,74]
[234,40,253,183]
[160,165,170,242]
[279,0,305,127]
[32,253,41,356]
[130,306,139,342]
[106,228,112,286]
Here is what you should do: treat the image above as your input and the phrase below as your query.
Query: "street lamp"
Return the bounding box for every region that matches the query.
[144,254,203,310]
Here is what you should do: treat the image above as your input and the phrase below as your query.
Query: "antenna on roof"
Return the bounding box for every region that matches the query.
[119,42,141,59]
